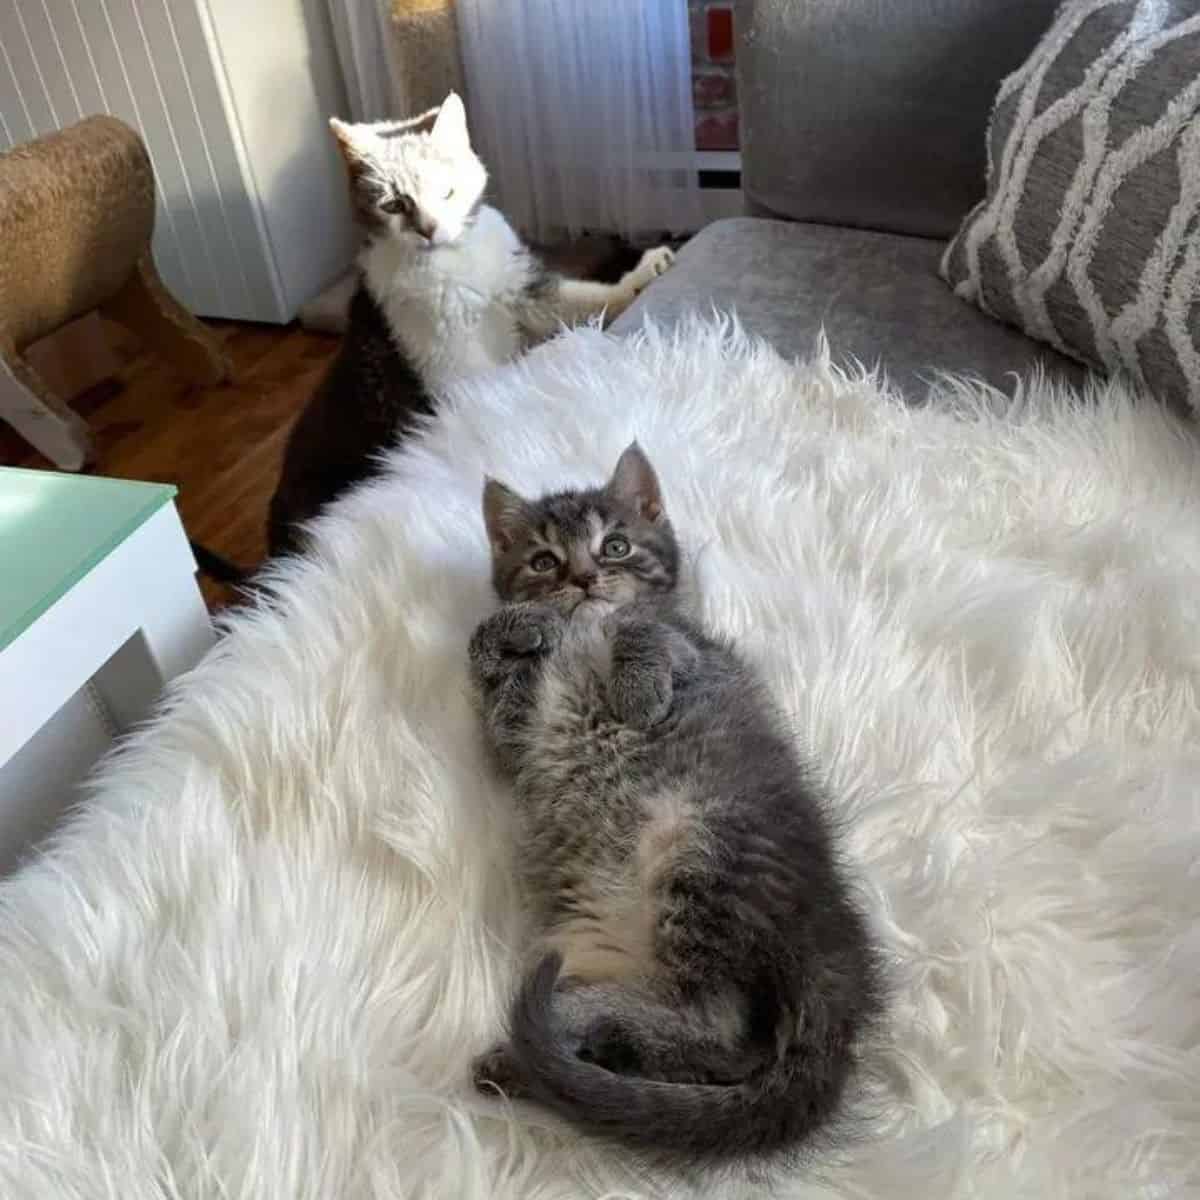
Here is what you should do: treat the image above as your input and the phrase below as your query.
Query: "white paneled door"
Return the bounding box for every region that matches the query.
[0,0,357,323]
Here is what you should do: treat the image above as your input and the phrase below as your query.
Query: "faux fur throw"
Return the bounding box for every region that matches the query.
[2,318,1198,1199]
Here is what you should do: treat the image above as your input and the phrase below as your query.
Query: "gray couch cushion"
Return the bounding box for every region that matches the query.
[942,0,1200,416]
[734,0,1062,238]
[614,218,1085,399]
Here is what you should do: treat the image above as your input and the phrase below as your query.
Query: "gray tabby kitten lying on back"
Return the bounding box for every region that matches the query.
[468,445,882,1165]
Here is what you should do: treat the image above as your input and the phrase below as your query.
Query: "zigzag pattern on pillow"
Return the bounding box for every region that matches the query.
[942,0,1200,413]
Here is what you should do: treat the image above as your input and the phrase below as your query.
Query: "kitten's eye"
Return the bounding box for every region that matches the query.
[602,534,631,559]
[380,193,412,216]
[530,551,559,573]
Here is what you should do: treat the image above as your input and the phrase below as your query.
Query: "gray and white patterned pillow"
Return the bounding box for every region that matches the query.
[941,0,1200,413]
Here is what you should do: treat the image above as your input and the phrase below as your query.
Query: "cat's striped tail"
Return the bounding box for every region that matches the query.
[497,951,855,1166]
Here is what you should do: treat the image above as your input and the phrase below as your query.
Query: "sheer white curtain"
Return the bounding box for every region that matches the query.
[325,0,401,121]
[455,1,702,240]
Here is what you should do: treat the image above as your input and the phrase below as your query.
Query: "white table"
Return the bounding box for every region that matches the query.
[0,468,214,874]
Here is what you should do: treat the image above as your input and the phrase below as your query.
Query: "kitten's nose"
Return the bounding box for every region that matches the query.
[415,215,438,241]
[574,572,597,591]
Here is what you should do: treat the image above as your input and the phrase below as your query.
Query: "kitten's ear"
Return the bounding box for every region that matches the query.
[483,477,529,553]
[607,442,665,523]
[330,118,386,221]
[431,92,470,153]
[329,117,375,166]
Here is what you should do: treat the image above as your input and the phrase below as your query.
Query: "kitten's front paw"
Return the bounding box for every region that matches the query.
[609,668,673,730]
[628,245,676,294]
[472,1044,527,1098]
[469,604,564,682]
[509,605,566,654]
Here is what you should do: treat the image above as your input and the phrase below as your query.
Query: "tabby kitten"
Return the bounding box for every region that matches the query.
[468,445,881,1165]
[267,93,674,558]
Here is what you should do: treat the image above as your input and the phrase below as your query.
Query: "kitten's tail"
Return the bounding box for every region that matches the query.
[503,951,851,1165]
[189,540,253,584]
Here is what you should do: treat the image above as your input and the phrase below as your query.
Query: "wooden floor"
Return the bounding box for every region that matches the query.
[1,319,340,611]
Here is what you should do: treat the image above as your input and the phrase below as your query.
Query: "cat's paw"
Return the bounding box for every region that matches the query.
[469,604,564,682]
[509,604,566,654]
[628,245,676,293]
[472,1044,527,1098]
[609,667,673,730]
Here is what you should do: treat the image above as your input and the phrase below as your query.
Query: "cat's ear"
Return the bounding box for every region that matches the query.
[330,118,387,221]
[431,92,470,154]
[607,442,665,523]
[330,119,378,187]
[329,117,376,167]
[483,478,529,553]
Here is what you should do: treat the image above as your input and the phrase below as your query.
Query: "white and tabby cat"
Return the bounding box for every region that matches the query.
[265,94,675,558]
[330,93,675,390]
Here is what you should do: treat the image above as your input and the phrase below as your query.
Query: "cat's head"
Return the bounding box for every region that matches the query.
[483,444,679,614]
[329,93,487,246]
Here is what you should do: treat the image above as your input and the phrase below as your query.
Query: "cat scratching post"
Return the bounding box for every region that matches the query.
[388,0,465,117]
[0,115,230,469]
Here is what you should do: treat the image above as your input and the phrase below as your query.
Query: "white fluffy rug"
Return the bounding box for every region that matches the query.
[2,318,1199,1199]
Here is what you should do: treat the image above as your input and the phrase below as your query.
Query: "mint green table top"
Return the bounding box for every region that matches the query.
[0,468,176,652]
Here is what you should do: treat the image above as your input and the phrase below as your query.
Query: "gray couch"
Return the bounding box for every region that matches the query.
[617,0,1085,399]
